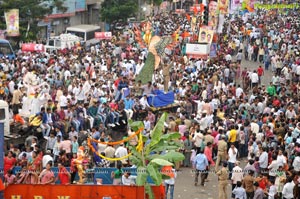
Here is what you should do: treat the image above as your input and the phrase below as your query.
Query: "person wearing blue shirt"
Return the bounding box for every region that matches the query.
[232,181,247,199]
[124,95,134,119]
[40,107,51,138]
[193,149,208,186]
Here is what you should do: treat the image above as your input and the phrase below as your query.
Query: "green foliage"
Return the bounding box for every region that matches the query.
[129,112,184,199]
[0,0,66,41]
[135,52,155,84]
[146,0,163,6]
[100,0,138,23]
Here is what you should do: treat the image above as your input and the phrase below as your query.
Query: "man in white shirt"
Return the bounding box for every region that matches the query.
[258,147,268,174]
[282,177,295,199]
[231,161,243,198]
[121,172,137,185]
[250,70,259,88]
[277,149,287,167]
[293,152,300,172]
[139,95,150,109]
[164,167,177,199]
[115,144,128,165]
[59,92,68,110]
[236,85,244,99]
[228,144,238,179]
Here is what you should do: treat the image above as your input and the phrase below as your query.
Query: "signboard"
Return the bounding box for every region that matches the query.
[47,0,76,19]
[95,32,112,40]
[21,43,45,52]
[76,0,86,11]
[186,43,210,58]
[209,43,217,58]
[4,185,163,199]
[4,9,20,37]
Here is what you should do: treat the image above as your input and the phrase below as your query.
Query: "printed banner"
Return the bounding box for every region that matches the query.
[254,3,299,10]
[209,43,218,57]
[208,1,219,30]
[76,0,86,12]
[95,32,112,40]
[230,0,241,13]
[21,43,45,52]
[218,0,229,14]
[4,9,19,37]
[198,28,214,43]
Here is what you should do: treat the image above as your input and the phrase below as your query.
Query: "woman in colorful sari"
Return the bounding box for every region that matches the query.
[25,150,42,184]
[39,162,55,184]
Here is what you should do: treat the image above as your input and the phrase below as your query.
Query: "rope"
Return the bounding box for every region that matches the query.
[87,128,144,161]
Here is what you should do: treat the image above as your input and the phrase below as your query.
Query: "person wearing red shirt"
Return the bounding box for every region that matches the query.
[56,162,70,185]
[256,173,268,191]
[257,65,264,84]
[4,151,16,175]
[272,96,281,107]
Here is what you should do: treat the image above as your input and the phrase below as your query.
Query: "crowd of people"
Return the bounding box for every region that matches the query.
[1,4,300,199]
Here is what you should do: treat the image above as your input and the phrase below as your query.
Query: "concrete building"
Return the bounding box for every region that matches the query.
[38,0,103,39]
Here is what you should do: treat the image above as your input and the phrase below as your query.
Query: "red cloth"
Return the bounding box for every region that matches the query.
[4,157,16,175]
[257,67,264,76]
[0,178,4,191]
[58,167,70,185]
[204,146,215,166]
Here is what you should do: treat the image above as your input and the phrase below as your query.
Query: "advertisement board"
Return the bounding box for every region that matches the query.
[95,32,112,40]
[21,43,45,52]
[4,184,164,199]
[186,43,210,58]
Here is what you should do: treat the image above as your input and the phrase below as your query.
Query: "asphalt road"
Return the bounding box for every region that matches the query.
[172,59,272,199]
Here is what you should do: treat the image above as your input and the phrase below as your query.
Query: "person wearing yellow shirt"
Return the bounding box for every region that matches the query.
[228,125,238,148]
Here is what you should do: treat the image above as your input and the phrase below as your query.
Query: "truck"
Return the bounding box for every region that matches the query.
[44,33,82,52]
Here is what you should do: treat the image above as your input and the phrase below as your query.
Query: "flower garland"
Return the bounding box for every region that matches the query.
[87,128,144,161]
[88,127,144,145]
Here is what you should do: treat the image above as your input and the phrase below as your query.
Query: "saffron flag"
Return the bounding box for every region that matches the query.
[4,9,20,37]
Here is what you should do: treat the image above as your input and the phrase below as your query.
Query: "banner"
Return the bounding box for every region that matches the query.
[95,32,112,40]
[5,184,164,199]
[254,3,299,10]
[4,9,19,37]
[208,1,219,30]
[75,0,86,12]
[198,28,214,43]
[230,0,241,13]
[48,0,76,18]
[186,43,210,58]
[21,43,45,52]
[218,0,229,14]
[209,43,218,57]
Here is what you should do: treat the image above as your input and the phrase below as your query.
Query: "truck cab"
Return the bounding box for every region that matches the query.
[45,37,61,53]
[45,34,82,53]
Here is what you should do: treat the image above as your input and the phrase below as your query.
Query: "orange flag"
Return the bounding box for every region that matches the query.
[193,6,198,15]
[0,178,5,191]
[186,13,191,22]
[200,4,205,13]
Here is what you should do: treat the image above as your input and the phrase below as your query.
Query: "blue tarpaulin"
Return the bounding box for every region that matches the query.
[147,90,175,107]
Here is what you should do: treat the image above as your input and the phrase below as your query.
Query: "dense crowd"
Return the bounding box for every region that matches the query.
[1,5,300,199]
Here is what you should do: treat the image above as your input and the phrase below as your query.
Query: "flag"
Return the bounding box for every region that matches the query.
[186,13,191,22]
[4,9,19,37]
[193,6,198,15]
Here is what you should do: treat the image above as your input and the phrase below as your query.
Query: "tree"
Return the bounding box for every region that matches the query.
[0,0,66,41]
[100,0,138,23]
[129,112,184,199]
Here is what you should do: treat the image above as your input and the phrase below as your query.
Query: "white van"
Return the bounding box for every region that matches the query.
[0,100,10,138]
